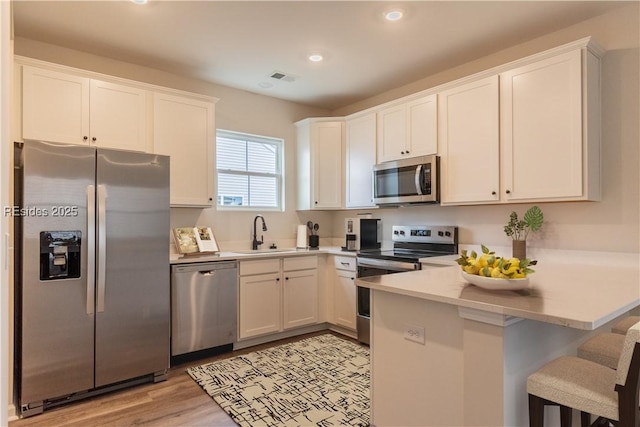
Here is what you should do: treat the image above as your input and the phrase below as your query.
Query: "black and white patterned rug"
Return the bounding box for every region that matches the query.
[187,334,370,427]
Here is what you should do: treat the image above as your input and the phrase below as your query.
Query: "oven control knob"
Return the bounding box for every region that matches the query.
[445,231,451,237]
[393,230,399,235]
[399,230,405,235]
[438,231,444,236]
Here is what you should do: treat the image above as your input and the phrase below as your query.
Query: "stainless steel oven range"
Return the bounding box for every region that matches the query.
[356,225,458,345]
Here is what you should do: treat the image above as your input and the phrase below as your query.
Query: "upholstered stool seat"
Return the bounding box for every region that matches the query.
[612,316,640,335]
[527,321,640,427]
[577,332,625,369]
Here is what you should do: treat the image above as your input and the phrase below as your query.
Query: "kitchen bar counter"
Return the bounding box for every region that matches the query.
[359,251,640,426]
[357,254,640,330]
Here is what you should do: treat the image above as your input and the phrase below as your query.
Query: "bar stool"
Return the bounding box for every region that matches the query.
[577,332,625,369]
[612,315,640,335]
[527,321,640,427]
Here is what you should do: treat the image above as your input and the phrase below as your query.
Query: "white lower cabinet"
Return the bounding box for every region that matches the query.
[239,256,318,340]
[283,269,319,330]
[330,256,357,331]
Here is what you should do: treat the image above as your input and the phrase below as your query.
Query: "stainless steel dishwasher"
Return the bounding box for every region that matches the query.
[171,261,238,357]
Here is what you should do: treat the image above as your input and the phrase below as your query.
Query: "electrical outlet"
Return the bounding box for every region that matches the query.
[404,324,425,345]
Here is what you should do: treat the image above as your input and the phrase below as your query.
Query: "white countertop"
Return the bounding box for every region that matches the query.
[170,246,356,264]
[357,252,640,330]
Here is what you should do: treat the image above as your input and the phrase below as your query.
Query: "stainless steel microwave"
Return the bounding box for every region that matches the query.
[373,155,439,205]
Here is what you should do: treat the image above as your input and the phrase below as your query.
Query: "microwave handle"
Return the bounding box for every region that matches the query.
[415,165,424,195]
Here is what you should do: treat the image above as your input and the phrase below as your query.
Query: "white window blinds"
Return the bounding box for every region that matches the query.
[216,130,283,210]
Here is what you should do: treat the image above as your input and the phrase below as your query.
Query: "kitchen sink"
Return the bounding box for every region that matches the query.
[229,248,301,255]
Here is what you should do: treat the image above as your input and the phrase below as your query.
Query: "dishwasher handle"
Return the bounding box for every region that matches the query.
[198,270,216,276]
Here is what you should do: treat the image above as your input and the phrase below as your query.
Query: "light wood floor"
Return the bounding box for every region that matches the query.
[10,330,347,427]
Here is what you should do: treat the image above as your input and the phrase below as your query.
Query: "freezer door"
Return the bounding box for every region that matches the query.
[17,141,96,406]
[95,148,170,386]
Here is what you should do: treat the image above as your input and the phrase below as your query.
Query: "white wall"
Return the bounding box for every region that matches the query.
[1,0,12,423]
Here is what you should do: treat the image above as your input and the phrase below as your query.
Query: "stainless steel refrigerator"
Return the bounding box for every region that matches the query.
[14,140,170,417]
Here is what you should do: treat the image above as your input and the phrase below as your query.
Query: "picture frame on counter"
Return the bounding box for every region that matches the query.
[194,226,219,253]
[173,227,199,254]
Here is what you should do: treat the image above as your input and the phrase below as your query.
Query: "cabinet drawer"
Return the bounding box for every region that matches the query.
[283,255,317,272]
[334,255,356,271]
[239,258,280,276]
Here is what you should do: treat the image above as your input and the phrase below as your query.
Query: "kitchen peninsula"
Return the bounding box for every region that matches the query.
[357,251,640,426]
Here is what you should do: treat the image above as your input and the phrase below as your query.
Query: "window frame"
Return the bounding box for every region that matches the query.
[215,129,285,211]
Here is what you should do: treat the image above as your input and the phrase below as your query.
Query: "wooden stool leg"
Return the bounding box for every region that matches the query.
[528,394,544,427]
[560,405,572,427]
[580,411,591,427]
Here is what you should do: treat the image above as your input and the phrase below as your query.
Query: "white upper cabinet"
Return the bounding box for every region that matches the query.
[22,66,149,152]
[500,48,599,202]
[345,113,376,209]
[438,75,500,205]
[153,92,215,207]
[439,39,602,205]
[296,119,344,210]
[377,94,437,163]
[89,79,148,152]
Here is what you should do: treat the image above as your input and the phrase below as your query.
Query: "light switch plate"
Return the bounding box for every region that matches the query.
[404,324,425,344]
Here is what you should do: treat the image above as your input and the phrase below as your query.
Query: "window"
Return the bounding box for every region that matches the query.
[216,130,284,210]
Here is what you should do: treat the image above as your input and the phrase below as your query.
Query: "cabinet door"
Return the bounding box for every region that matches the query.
[90,79,149,152]
[283,269,318,330]
[153,93,214,207]
[377,104,407,162]
[312,121,343,209]
[501,50,583,201]
[346,113,376,208]
[22,66,90,144]
[407,94,438,157]
[438,75,500,205]
[333,269,356,330]
[239,273,281,339]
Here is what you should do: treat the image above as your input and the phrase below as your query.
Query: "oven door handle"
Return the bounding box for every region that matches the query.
[357,257,420,272]
[415,165,424,195]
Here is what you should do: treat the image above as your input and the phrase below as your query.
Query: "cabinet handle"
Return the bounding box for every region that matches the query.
[314,201,318,205]
[341,262,350,266]
[406,150,410,154]
[83,136,88,141]
[491,191,496,195]
[92,137,97,142]
[285,277,289,281]
[276,277,280,282]
[401,151,405,155]
[506,190,511,194]
[351,277,355,281]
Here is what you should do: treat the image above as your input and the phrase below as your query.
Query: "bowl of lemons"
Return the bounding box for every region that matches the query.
[456,245,536,291]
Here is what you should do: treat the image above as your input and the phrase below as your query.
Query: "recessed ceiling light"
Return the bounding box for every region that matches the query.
[308,54,324,63]
[384,9,404,21]
[131,0,148,4]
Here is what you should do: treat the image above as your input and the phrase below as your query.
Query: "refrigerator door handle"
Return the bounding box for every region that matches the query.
[97,185,107,312]
[86,185,96,315]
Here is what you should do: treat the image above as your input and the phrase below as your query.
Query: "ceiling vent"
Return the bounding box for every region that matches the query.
[269,71,297,83]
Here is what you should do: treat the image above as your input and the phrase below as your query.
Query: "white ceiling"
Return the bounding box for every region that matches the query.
[12,1,628,110]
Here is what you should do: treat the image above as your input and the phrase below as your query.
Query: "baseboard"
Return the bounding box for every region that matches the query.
[8,403,18,421]
[328,324,357,340]
[233,323,330,350]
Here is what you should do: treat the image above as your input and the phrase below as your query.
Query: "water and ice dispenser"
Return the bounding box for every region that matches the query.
[39,231,81,280]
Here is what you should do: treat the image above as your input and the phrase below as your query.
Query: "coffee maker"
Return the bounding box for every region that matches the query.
[344,218,381,251]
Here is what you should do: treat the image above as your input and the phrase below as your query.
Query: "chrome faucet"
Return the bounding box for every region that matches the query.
[252,215,268,250]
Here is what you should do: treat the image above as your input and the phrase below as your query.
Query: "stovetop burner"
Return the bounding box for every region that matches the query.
[357,225,459,263]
